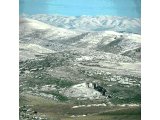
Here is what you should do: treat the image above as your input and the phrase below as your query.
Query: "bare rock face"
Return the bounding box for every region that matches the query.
[62,83,107,100]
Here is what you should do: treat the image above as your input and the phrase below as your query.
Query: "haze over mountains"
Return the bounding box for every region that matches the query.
[23,14,141,34]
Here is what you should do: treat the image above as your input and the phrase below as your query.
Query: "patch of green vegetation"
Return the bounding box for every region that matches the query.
[62,114,141,120]
[99,107,141,115]
[19,52,77,73]
[111,94,141,104]
[52,92,69,102]
[23,72,75,88]
[57,79,74,88]
[42,91,69,102]
[109,84,141,104]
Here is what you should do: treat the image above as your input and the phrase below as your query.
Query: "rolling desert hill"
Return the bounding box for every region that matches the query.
[19,17,141,120]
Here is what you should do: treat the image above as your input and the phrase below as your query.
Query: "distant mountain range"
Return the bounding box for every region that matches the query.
[22,14,141,34]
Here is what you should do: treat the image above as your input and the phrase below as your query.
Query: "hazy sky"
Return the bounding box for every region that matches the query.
[20,0,141,18]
